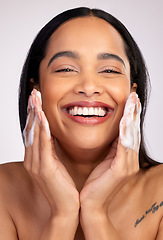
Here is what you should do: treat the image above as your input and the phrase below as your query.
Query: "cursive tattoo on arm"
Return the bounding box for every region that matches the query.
[134,201,163,227]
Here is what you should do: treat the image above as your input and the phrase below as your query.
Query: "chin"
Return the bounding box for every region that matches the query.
[60,129,116,152]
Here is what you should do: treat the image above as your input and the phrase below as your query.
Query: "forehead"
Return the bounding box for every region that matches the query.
[46,16,127,59]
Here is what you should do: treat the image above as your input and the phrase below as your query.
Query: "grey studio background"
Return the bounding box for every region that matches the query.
[0,0,163,164]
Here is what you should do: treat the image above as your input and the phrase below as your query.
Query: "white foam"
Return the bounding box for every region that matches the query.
[35,90,42,104]
[23,111,31,147]
[23,111,36,147]
[120,94,141,152]
[23,90,51,147]
[28,117,36,146]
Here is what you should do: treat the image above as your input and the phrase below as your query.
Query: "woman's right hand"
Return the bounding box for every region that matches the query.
[23,89,80,218]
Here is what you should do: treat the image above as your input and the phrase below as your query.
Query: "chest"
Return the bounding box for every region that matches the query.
[18,201,161,240]
[107,196,163,240]
[11,184,163,240]
[11,190,51,240]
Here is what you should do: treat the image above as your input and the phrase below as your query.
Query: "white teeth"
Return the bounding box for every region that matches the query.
[68,106,108,117]
[99,108,106,116]
[94,108,98,115]
[89,107,94,115]
[83,107,89,115]
[78,107,83,115]
[74,106,78,115]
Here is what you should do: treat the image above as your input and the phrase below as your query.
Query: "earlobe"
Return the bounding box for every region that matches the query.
[29,78,40,92]
[130,83,137,93]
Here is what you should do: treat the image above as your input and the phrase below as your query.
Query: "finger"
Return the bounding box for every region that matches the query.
[116,93,139,168]
[23,90,42,172]
[23,109,34,171]
[120,113,133,151]
[120,92,141,152]
[133,98,141,152]
[108,137,118,159]
[32,89,42,103]
[128,98,141,174]
[28,89,42,147]
[117,111,133,167]
[31,90,43,175]
[37,111,53,171]
[31,116,41,175]
[130,150,139,173]
[119,93,141,174]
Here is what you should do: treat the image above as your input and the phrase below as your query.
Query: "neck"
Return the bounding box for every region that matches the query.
[55,139,110,192]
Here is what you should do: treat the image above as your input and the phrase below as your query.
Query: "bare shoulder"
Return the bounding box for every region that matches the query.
[0,162,31,239]
[0,162,35,209]
[0,162,23,191]
[0,161,26,179]
[140,164,163,223]
[145,164,163,240]
[0,161,25,178]
[0,162,48,239]
[144,164,163,185]
[0,162,32,195]
[142,164,163,195]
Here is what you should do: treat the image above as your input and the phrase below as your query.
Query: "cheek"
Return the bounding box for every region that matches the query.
[39,62,68,108]
[40,77,73,136]
[105,79,131,130]
[40,78,60,121]
[40,74,67,107]
[105,78,131,104]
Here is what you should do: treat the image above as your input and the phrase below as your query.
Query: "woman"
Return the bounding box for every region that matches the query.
[0,7,162,240]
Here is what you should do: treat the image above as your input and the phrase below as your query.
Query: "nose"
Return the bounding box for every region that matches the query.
[73,75,105,97]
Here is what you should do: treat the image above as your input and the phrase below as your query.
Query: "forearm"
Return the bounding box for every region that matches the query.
[40,214,79,240]
[81,210,121,240]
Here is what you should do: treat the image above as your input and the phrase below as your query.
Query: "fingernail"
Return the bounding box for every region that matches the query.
[32,89,42,105]
[31,88,37,95]
[128,92,138,103]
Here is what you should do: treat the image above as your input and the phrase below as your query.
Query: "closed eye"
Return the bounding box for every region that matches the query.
[99,69,121,74]
[55,67,78,72]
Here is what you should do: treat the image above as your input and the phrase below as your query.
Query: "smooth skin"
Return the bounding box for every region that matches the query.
[0,17,163,240]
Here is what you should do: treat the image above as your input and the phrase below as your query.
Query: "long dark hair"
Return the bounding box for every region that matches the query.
[19,7,160,169]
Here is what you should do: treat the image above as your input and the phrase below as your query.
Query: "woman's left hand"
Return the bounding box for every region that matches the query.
[80,92,141,216]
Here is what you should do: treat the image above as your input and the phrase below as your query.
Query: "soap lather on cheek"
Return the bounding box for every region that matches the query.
[120,93,141,152]
[23,90,50,147]
[23,110,37,147]
[23,112,31,147]
[23,90,42,147]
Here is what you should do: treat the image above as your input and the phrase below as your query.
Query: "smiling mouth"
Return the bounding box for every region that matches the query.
[67,106,110,118]
[62,101,114,124]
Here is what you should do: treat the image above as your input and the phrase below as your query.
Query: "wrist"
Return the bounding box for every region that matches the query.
[50,198,80,218]
[80,198,108,217]
[51,213,79,223]
[51,209,79,222]
[80,191,110,216]
[80,210,115,240]
[50,213,79,232]
[80,206,108,227]
[40,213,79,240]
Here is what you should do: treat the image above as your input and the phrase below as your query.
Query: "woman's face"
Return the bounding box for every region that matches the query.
[39,17,135,152]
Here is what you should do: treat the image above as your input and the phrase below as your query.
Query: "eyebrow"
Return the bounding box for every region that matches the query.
[97,53,125,67]
[48,51,79,67]
[47,50,125,67]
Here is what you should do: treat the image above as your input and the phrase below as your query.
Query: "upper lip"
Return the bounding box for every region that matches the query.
[61,101,114,111]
